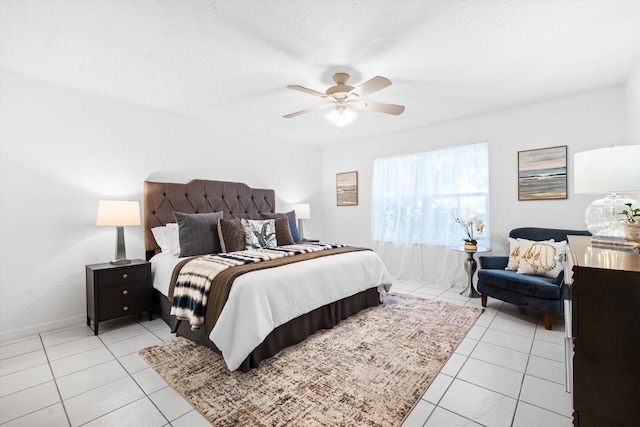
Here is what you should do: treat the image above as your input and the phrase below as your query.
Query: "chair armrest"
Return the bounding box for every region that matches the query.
[555,270,565,286]
[479,256,508,270]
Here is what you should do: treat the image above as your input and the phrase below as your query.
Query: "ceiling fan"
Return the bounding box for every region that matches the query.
[283,73,405,126]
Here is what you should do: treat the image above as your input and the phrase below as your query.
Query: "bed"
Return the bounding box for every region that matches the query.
[144,179,393,372]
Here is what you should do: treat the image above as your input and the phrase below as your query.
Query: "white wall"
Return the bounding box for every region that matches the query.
[626,62,640,143]
[0,71,323,341]
[321,87,632,266]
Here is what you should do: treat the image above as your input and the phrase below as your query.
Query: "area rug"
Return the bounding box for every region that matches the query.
[139,295,481,426]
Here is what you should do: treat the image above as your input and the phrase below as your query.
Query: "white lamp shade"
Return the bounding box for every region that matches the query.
[96,200,141,226]
[292,203,311,219]
[574,145,640,194]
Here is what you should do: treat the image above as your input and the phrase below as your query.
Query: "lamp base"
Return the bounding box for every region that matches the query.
[111,226,130,265]
[585,194,638,238]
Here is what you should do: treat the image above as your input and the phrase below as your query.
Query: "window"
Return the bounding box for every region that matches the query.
[372,142,489,245]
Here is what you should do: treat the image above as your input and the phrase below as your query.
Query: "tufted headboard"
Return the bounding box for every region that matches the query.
[144,179,276,259]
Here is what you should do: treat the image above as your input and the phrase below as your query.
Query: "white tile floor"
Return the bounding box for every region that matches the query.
[0,280,573,426]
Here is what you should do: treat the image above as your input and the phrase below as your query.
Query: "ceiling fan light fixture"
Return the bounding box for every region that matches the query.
[285,72,403,122]
[326,107,357,127]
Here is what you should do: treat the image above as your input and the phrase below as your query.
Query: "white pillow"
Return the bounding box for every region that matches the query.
[241,219,277,249]
[516,239,567,278]
[506,237,522,270]
[151,223,180,256]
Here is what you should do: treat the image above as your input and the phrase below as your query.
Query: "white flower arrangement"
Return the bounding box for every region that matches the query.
[454,216,485,244]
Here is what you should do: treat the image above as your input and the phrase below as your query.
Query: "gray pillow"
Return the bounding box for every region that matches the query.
[173,211,224,257]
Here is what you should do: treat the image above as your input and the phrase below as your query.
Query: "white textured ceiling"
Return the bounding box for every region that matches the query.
[2,0,640,146]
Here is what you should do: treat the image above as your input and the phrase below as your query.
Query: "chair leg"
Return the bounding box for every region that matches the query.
[481,294,487,307]
[544,313,553,330]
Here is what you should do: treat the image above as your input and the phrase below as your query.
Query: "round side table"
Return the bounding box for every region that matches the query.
[450,246,492,298]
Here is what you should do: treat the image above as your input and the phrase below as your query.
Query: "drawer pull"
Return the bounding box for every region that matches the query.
[122,273,128,279]
[123,306,129,311]
[122,289,128,295]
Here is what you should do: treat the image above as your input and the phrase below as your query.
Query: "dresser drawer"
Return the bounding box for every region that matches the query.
[98,282,149,321]
[96,265,148,286]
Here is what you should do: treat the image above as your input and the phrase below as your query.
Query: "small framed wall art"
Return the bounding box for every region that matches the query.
[336,171,358,206]
[518,145,567,200]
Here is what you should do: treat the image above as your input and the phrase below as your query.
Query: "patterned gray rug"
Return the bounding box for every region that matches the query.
[139,294,481,426]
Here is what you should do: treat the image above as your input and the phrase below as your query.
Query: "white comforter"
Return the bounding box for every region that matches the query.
[151,249,393,371]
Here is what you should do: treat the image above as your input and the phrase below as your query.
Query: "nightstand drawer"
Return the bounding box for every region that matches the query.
[98,282,149,321]
[96,266,148,286]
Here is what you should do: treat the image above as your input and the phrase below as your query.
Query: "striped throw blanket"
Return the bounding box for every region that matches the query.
[170,243,347,330]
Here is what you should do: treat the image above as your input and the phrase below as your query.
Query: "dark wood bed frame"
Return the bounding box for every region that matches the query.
[144,179,380,371]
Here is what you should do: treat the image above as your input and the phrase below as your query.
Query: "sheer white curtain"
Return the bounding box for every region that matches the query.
[372,142,489,284]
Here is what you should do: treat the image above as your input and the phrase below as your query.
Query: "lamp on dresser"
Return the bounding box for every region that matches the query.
[574,145,640,239]
[96,200,141,265]
[292,203,311,240]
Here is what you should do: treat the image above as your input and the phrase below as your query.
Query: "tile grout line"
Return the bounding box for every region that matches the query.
[520,319,573,421]
[128,317,174,426]
[84,320,172,426]
[26,319,172,426]
[54,319,171,426]
[426,307,488,426]
[39,333,73,427]
[508,312,538,427]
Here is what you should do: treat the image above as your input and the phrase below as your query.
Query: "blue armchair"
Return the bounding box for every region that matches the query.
[477,227,590,330]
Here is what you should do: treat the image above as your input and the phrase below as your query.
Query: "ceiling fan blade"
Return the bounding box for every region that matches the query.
[286,85,328,98]
[283,104,331,118]
[349,76,391,98]
[354,100,405,115]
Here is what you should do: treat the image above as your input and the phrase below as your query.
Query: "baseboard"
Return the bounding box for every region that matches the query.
[0,314,86,344]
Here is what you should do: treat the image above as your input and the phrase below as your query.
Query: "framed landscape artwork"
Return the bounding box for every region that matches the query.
[336,171,358,206]
[518,145,567,200]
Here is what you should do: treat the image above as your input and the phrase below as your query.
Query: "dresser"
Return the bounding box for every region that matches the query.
[568,236,640,426]
[86,259,152,335]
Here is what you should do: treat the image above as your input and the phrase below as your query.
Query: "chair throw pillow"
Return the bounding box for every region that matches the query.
[516,238,567,278]
[506,237,522,270]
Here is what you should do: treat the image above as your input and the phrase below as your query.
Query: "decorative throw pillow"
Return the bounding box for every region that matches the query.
[151,223,180,256]
[262,210,300,243]
[217,218,246,252]
[274,216,295,246]
[173,211,224,257]
[505,237,522,270]
[516,239,567,278]
[241,218,277,249]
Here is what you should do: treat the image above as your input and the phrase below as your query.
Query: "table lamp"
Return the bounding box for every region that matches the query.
[574,145,640,238]
[292,203,311,240]
[96,200,141,264]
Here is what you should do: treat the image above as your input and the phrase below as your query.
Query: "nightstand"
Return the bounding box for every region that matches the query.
[86,259,152,335]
